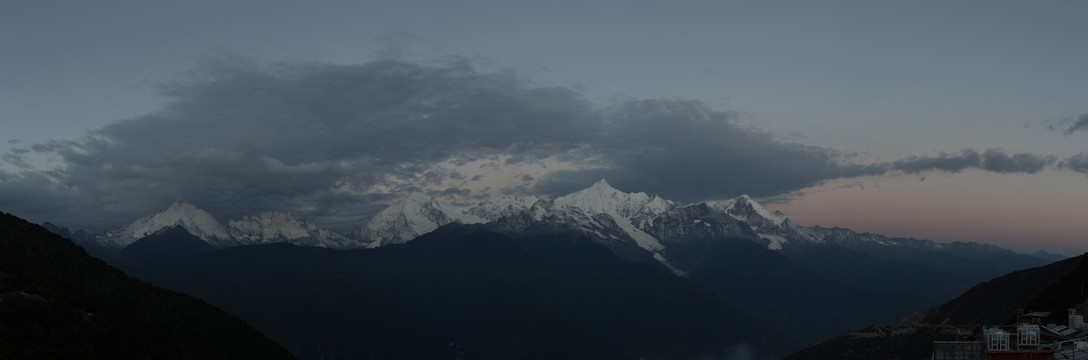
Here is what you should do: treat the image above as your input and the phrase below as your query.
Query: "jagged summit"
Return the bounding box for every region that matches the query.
[566,179,623,199]
[100,198,232,248]
[555,179,674,219]
[357,180,792,256]
[90,199,359,250]
[71,178,1029,275]
[49,181,825,268]
[590,178,615,190]
[360,191,486,247]
[227,211,353,248]
[230,212,312,240]
[404,191,433,204]
[171,196,189,206]
[351,180,845,269]
[726,194,789,226]
[466,196,539,222]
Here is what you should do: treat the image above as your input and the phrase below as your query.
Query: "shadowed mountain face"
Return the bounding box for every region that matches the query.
[783,245,966,304]
[672,239,933,346]
[0,211,294,360]
[116,224,798,360]
[785,254,1085,360]
[119,225,215,258]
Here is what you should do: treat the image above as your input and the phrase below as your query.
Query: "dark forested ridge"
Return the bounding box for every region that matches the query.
[117,224,797,360]
[0,211,294,360]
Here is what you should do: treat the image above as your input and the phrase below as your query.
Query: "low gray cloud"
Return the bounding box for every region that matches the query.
[0,55,1067,230]
[1,148,31,169]
[1048,113,1088,135]
[1,56,598,229]
[1061,152,1088,174]
[889,149,1053,175]
[980,150,1054,173]
[891,150,983,173]
[534,98,883,199]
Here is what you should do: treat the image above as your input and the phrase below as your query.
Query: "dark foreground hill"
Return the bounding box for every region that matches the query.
[785,253,1084,360]
[0,211,294,360]
[116,224,797,360]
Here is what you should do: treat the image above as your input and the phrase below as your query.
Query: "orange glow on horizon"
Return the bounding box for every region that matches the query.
[766,169,1088,256]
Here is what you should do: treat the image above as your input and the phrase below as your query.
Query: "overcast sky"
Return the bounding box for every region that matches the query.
[3,1,1087,254]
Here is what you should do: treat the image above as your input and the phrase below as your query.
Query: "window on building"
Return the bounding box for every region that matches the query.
[986,328,1010,351]
[1018,324,1040,347]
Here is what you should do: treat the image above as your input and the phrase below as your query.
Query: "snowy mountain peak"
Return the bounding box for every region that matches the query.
[554,180,669,255]
[466,196,540,222]
[165,198,200,213]
[170,196,189,207]
[780,216,802,228]
[226,211,354,248]
[405,191,434,204]
[555,179,673,218]
[567,179,624,200]
[725,195,787,226]
[103,199,231,247]
[590,178,616,190]
[228,211,311,241]
[360,192,484,247]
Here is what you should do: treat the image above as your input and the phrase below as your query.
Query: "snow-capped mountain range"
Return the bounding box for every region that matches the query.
[88,198,352,249]
[359,180,815,254]
[72,179,1025,273]
[97,199,231,248]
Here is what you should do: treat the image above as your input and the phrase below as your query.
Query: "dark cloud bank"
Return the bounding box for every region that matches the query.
[0,56,1078,230]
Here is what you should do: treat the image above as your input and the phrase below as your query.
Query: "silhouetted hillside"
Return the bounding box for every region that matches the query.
[117,224,796,360]
[1024,253,1088,323]
[786,254,1083,360]
[0,211,294,360]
